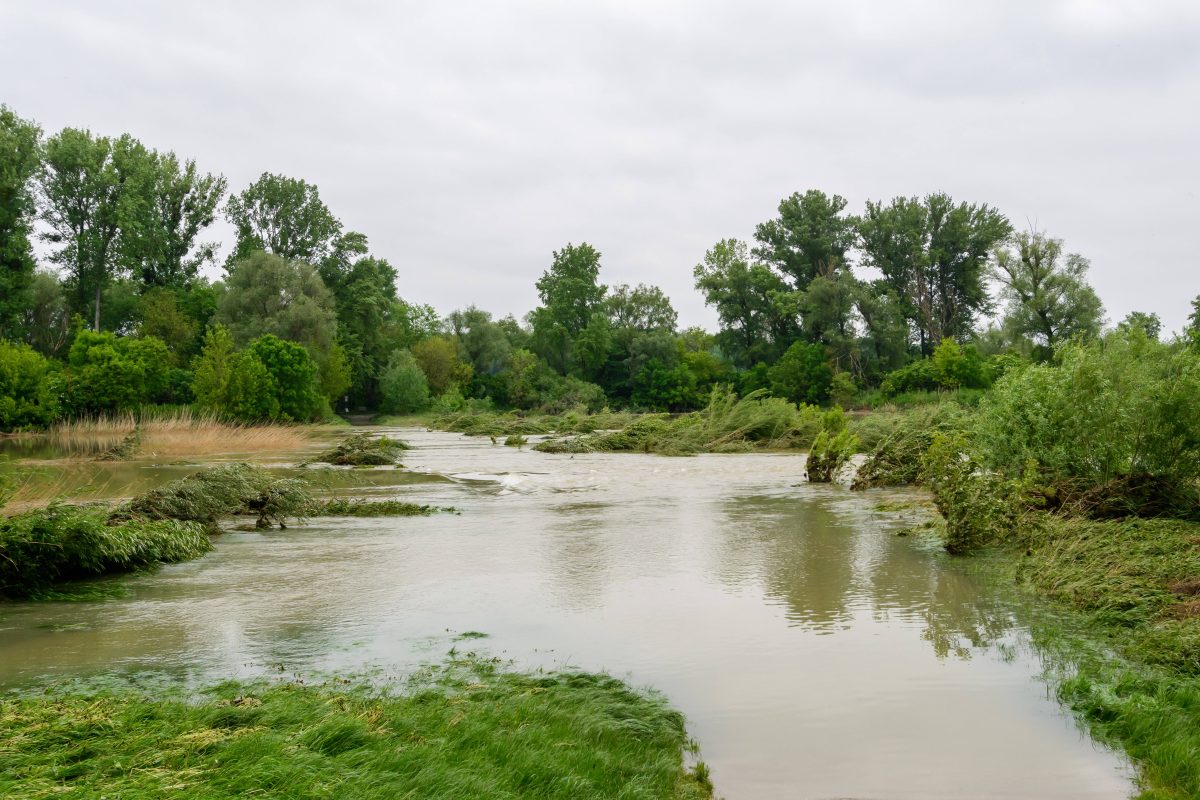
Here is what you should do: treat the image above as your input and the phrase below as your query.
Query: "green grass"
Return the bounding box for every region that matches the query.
[0,657,713,800]
[313,499,453,517]
[303,433,408,466]
[0,504,210,600]
[430,408,638,439]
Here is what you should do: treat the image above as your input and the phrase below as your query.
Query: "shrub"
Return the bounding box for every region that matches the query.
[768,341,833,405]
[0,504,210,598]
[851,403,971,489]
[223,352,281,422]
[246,335,324,421]
[805,408,858,483]
[66,331,175,414]
[973,331,1200,510]
[0,340,61,430]
[379,350,430,414]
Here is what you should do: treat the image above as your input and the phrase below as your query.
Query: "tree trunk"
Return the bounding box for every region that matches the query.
[93,284,102,331]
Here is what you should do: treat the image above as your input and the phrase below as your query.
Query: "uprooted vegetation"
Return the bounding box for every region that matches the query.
[804,408,859,483]
[0,655,713,799]
[0,504,210,599]
[2,463,451,599]
[432,408,637,438]
[533,389,820,456]
[304,432,408,466]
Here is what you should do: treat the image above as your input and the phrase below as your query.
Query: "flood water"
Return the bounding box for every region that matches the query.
[0,428,1133,798]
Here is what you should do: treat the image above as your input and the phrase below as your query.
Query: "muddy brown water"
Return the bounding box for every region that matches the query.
[0,428,1133,798]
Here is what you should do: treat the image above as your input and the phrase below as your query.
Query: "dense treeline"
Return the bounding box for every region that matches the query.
[0,103,1192,428]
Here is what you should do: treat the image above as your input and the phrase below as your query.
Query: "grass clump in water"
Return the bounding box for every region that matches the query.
[116,463,314,530]
[805,408,858,483]
[0,657,713,799]
[0,504,210,599]
[305,433,408,466]
[313,499,449,517]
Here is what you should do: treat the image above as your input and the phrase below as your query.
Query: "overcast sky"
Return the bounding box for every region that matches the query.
[4,1,1198,334]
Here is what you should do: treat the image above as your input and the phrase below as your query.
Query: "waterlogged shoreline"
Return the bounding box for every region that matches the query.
[0,428,1139,798]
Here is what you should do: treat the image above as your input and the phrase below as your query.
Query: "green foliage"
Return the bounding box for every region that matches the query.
[631,358,696,411]
[1117,311,1163,341]
[65,330,174,414]
[246,335,324,421]
[851,403,972,489]
[693,238,794,367]
[121,463,314,530]
[993,231,1104,351]
[530,242,607,372]
[0,504,210,599]
[859,192,1011,352]
[379,349,430,414]
[223,351,281,422]
[768,341,832,405]
[919,433,1034,554]
[0,105,41,340]
[137,287,199,361]
[216,251,338,354]
[314,499,443,516]
[829,371,857,408]
[753,189,856,289]
[306,433,407,466]
[411,336,472,396]
[224,172,342,265]
[0,657,712,799]
[0,340,61,429]
[973,331,1200,503]
[191,324,235,412]
[805,408,859,483]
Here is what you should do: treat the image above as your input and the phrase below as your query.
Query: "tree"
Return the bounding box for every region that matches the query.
[132,152,226,287]
[65,331,172,413]
[224,172,342,266]
[605,284,678,335]
[0,341,61,430]
[1187,296,1200,349]
[191,325,236,412]
[448,306,512,376]
[23,272,71,357]
[40,129,127,330]
[215,251,338,353]
[0,106,41,340]
[379,350,429,414]
[530,242,606,373]
[223,351,280,421]
[859,193,1011,352]
[411,336,472,395]
[992,231,1104,353]
[137,287,199,362]
[693,238,796,367]
[768,341,833,405]
[753,190,856,290]
[245,335,324,421]
[1117,311,1162,341]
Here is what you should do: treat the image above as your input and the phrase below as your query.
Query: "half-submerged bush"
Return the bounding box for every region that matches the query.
[314,499,444,517]
[118,463,314,529]
[805,409,858,483]
[305,433,408,466]
[0,505,210,599]
[850,403,971,490]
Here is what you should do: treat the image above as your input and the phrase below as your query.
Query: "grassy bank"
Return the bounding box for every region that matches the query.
[0,657,712,800]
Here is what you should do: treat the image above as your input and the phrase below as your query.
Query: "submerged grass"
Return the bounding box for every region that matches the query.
[313,499,451,517]
[304,433,408,466]
[0,504,210,599]
[0,656,712,800]
[432,407,638,438]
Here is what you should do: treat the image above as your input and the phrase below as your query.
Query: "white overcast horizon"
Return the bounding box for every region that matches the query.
[4,1,1198,335]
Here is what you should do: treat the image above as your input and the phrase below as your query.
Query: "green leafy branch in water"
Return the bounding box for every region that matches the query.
[302,433,409,466]
[805,408,858,484]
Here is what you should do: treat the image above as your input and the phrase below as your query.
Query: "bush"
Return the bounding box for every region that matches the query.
[379,350,430,414]
[0,340,61,430]
[0,504,210,598]
[805,408,858,483]
[66,331,175,414]
[246,335,324,421]
[973,331,1200,510]
[120,463,314,530]
[223,352,281,421]
[768,341,832,405]
[851,403,971,489]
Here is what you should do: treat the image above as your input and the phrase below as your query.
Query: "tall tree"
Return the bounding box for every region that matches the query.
[859,193,1011,352]
[0,106,41,340]
[224,172,342,265]
[992,231,1104,352]
[693,238,796,367]
[1117,311,1162,341]
[605,284,677,335]
[530,242,606,373]
[753,190,857,290]
[39,129,128,330]
[134,153,226,287]
[214,251,337,352]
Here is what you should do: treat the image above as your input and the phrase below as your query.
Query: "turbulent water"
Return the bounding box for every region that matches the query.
[0,428,1133,798]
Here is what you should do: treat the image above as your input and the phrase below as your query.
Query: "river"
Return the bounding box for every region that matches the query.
[0,428,1134,798]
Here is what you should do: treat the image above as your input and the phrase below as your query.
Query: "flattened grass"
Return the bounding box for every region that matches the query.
[304,433,408,466]
[0,658,712,800]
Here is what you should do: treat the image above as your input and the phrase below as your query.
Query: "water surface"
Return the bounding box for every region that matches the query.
[0,428,1133,798]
